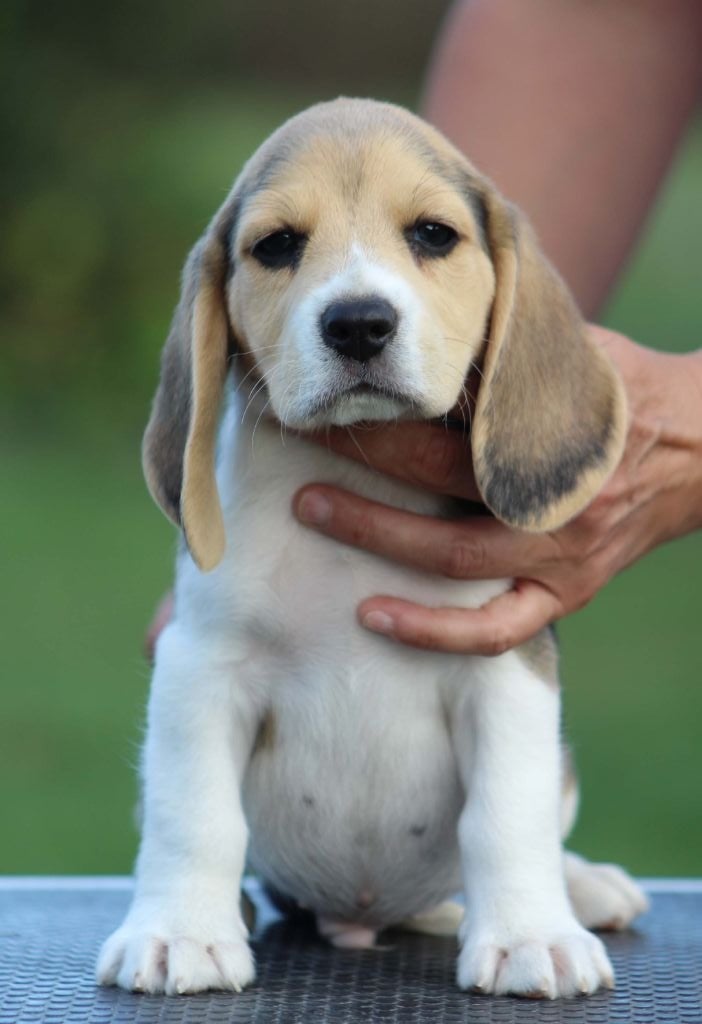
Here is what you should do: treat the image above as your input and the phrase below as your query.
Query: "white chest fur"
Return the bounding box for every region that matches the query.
[99,398,626,999]
[170,398,508,925]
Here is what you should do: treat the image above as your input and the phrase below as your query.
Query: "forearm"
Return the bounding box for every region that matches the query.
[422,0,702,317]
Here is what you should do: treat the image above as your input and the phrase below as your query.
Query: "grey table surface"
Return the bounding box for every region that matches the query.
[1,877,701,1023]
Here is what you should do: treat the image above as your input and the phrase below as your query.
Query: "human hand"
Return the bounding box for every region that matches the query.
[293,327,702,654]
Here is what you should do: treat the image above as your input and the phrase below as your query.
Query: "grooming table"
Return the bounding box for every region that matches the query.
[1,878,700,1023]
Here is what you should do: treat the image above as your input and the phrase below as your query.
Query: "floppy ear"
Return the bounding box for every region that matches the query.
[142,198,238,571]
[471,186,627,532]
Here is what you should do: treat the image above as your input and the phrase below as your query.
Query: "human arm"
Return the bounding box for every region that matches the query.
[422,0,702,317]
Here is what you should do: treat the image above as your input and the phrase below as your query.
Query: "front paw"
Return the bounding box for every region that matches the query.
[96,923,255,995]
[457,921,614,998]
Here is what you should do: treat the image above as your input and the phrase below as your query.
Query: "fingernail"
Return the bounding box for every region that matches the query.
[297,491,332,526]
[361,610,395,636]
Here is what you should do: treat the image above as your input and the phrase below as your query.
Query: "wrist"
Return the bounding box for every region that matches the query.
[593,329,702,544]
[688,348,702,403]
[640,346,702,540]
[674,348,702,533]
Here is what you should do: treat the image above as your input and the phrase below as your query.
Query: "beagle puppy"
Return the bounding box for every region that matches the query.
[97,98,647,999]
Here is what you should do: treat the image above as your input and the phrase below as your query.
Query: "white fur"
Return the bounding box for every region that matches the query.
[97,129,643,992]
[259,249,438,428]
[97,387,643,997]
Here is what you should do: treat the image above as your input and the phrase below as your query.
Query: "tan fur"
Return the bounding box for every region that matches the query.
[180,284,228,570]
[227,115,495,423]
[472,195,627,532]
[142,200,237,569]
[516,628,559,688]
[143,98,626,570]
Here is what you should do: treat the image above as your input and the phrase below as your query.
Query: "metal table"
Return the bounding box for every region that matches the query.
[1,878,700,1023]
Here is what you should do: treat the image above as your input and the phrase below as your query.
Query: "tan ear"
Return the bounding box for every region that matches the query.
[142,199,237,571]
[472,187,627,532]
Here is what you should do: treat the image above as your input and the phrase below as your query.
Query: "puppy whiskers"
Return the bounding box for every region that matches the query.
[242,376,269,423]
[469,357,486,383]
[251,395,272,453]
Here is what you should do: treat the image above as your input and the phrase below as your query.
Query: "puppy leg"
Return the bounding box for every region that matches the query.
[559,752,648,930]
[316,917,378,949]
[97,624,258,995]
[453,656,614,998]
[398,900,465,937]
[565,851,649,931]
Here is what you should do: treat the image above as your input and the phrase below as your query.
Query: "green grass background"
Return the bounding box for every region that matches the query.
[1,81,700,877]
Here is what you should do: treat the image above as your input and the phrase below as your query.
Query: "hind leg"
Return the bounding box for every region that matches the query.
[316,916,378,949]
[396,859,649,941]
[398,900,464,936]
[559,750,648,930]
[565,851,649,930]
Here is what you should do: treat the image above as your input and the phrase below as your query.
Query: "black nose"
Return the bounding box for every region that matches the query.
[320,297,398,363]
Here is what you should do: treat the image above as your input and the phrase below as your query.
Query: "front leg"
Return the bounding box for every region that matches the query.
[97,623,259,994]
[453,655,614,998]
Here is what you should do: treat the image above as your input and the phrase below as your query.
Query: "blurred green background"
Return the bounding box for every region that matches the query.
[2,1,700,877]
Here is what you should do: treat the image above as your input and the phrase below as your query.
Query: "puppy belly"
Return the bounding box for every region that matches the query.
[242,698,464,929]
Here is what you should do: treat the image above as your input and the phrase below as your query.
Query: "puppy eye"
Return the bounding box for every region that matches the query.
[410,221,458,257]
[251,229,306,269]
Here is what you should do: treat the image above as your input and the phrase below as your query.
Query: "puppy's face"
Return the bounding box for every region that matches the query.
[228,121,494,427]
[144,99,627,571]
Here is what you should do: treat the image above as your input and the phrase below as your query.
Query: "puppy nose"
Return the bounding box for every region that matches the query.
[320,297,398,362]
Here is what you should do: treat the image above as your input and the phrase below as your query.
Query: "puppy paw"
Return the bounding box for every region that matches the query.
[96,925,255,994]
[565,852,649,930]
[316,916,378,949]
[457,923,614,998]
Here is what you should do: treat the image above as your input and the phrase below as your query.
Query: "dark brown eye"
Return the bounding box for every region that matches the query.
[410,221,458,258]
[252,229,306,269]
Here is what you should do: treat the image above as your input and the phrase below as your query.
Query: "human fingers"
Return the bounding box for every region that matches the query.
[294,485,548,580]
[303,422,481,501]
[357,580,563,655]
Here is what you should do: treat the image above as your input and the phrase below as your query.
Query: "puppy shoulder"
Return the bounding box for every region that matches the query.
[514,627,560,688]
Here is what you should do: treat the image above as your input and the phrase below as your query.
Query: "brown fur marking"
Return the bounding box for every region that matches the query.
[516,628,559,688]
[253,709,276,756]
